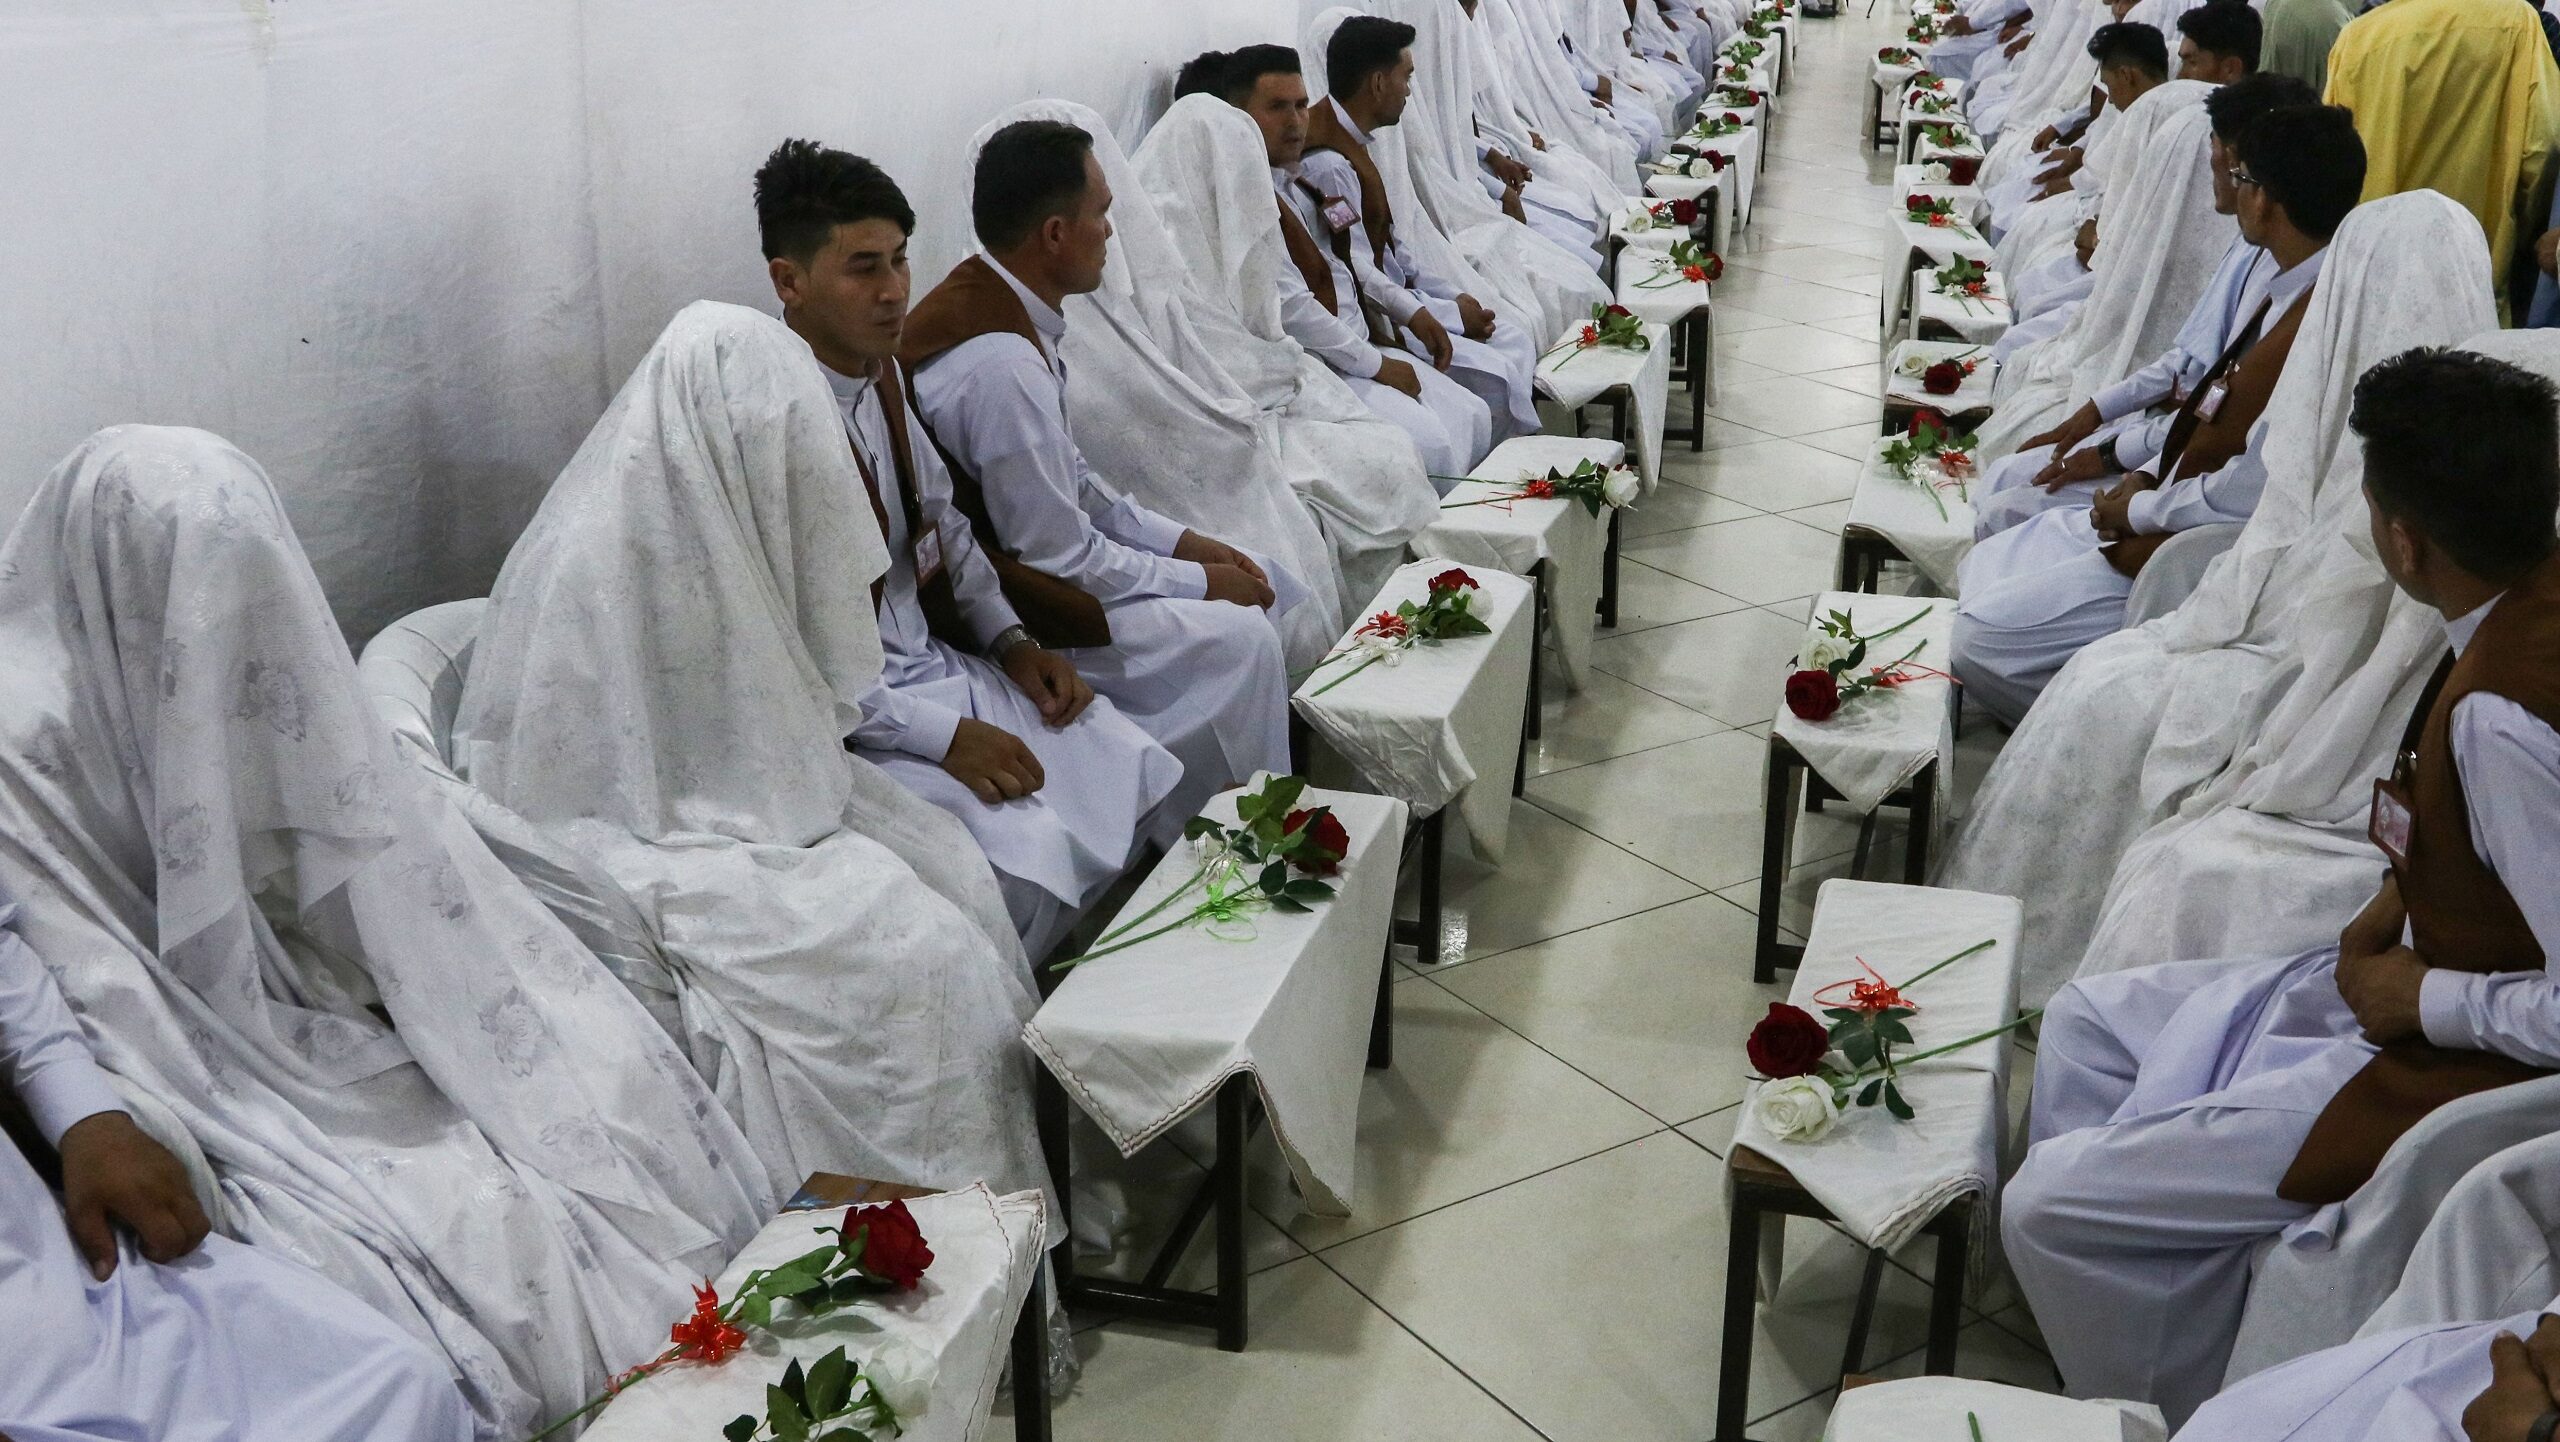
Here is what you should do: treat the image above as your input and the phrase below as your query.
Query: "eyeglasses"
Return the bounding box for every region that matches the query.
[2227,164,2262,188]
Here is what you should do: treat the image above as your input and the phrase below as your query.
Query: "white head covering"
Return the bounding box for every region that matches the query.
[1474,0,1643,184]
[455,301,1054,1217]
[963,99,1350,663]
[0,424,768,1433]
[1977,0,2106,184]
[1458,0,1631,218]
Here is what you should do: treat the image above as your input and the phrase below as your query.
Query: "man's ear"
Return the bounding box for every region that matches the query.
[1039,210,1072,256]
[768,255,803,307]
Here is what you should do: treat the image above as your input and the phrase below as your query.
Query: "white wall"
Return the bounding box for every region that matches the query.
[0,0,1310,639]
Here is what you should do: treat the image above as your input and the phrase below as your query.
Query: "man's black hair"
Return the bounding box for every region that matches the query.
[972,119,1096,253]
[2086,21,2170,77]
[1220,43,1305,104]
[2205,71,2318,140]
[1327,16,1419,98]
[754,139,915,263]
[2353,347,2560,583]
[2178,2,2262,71]
[2234,103,2365,240]
[1175,50,1233,102]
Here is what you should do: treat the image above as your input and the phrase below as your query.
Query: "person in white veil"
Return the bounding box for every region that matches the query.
[0,425,772,1437]
[1991,26,2173,314]
[1133,89,1444,614]
[1938,190,2499,1006]
[1301,11,1547,442]
[2077,329,2560,981]
[453,302,1058,1218]
[1473,0,1644,188]
[1972,0,2108,152]
[1456,0,1630,240]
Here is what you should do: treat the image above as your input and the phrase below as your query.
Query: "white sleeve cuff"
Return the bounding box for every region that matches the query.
[22,1055,127,1148]
[2419,967,2483,1051]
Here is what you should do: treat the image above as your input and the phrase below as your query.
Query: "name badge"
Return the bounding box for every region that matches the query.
[1321,197,1360,234]
[913,525,945,588]
[2369,778,2414,868]
[2196,377,2230,423]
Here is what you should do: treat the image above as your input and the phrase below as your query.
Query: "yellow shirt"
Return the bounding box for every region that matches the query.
[2326,0,2560,275]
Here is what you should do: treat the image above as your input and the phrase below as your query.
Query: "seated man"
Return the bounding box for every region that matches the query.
[1233,42,1495,477]
[759,141,1190,959]
[1308,16,1543,446]
[2176,0,2262,90]
[1929,0,2035,84]
[1953,102,2359,726]
[898,124,1296,856]
[1,883,471,1442]
[2001,347,2560,1426]
[1977,73,2321,537]
[1994,23,2168,314]
[2186,1305,2560,1441]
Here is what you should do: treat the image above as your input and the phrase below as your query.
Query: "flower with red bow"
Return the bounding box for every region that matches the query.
[1542,302,1651,369]
[1743,939,2030,1134]
[670,1284,749,1364]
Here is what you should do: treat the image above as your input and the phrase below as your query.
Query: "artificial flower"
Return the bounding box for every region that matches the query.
[1429,567,1478,592]
[1922,359,1966,395]
[863,1340,938,1423]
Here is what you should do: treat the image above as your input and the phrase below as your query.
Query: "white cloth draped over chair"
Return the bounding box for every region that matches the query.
[2075,329,2560,978]
[451,302,1056,1220]
[1129,94,1442,625]
[0,425,773,1437]
[1940,194,2498,1004]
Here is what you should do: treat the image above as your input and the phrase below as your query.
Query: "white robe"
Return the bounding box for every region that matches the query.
[0,425,772,1437]
[1131,94,1445,619]
[2181,1304,2550,1442]
[453,303,1056,1228]
[1,900,473,1442]
[1939,193,2497,1005]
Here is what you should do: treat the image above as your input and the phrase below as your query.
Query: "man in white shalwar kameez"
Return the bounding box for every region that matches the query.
[1953,104,2356,724]
[10,427,773,1438]
[2,890,471,1442]
[1937,193,2496,1006]
[1932,0,2037,82]
[2002,350,2560,1427]
[1302,16,1545,445]
[1974,74,2316,537]
[902,123,1293,864]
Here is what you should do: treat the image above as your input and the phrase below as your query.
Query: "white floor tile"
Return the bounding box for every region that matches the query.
[1670,436,1866,512]
[1717,321,1881,376]
[1528,728,1866,889]
[1624,513,1843,605]
[1532,667,1733,776]
[1622,477,1764,537]
[1603,556,1761,633]
[1436,798,1704,958]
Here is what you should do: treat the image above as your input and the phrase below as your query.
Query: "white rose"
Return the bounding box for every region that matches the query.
[863,1340,938,1423]
[1804,635,1852,671]
[1687,157,1718,180]
[1754,1074,1843,1143]
[1601,466,1643,508]
[1921,161,1951,182]
[1625,207,1656,233]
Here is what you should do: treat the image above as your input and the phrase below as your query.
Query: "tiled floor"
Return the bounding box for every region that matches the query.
[1028,14,2054,1438]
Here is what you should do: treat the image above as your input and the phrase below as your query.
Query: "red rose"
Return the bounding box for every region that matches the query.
[1945,156,1981,184]
[1283,807,1350,874]
[1604,303,1634,319]
[1908,406,1950,434]
[1707,151,1732,171]
[1904,192,1929,211]
[1747,1002,1832,1078]
[1723,111,1744,126]
[1670,197,1701,225]
[1429,567,1478,592]
[1784,667,1842,721]
[1922,359,1965,395]
[848,1199,935,1291]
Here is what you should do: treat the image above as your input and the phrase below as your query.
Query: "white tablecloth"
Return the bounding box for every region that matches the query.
[1885,339,1998,417]
[582,1185,1045,1442]
[1909,266,2012,344]
[1878,216,1996,332]
[1846,438,1975,593]
[1024,783,1406,1217]
[1642,168,1737,254]
[1417,434,1623,693]
[1771,591,1956,815]
[1293,559,1534,864]
[1870,59,1920,103]
[1910,127,1984,168]
[1613,258,1715,403]
[1535,319,1671,492]
[1825,1379,2167,1442]
[1890,163,1984,220]
[1730,879,2025,1252]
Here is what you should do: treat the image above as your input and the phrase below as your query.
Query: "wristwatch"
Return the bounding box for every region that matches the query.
[2529,1409,2560,1442]
[988,625,1037,660]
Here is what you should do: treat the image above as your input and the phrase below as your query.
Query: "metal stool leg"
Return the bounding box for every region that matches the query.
[1213,1076,1251,1353]
[1011,1269,1054,1442]
[1715,1188,1767,1441]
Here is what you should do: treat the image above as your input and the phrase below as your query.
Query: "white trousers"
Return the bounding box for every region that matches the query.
[2183,1304,2531,1442]
[1952,506,2134,726]
[1066,593,1294,845]
[1410,295,1543,443]
[1343,365,1493,479]
[2007,948,2364,1426]
[1990,299,2075,363]
[1929,30,2001,81]
[1971,420,2136,539]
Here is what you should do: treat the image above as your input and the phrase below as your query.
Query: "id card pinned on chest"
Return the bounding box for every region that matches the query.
[912,524,945,588]
[2370,777,2414,868]
[1321,195,1360,234]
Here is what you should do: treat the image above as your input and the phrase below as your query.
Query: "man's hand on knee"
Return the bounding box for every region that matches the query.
[942,718,1047,804]
[2463,1318,2560,1442]
[999,639,1092,726]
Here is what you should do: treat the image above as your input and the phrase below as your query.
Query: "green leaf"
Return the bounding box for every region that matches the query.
[728,1416,762,1442]
[1883,1081,1915,1120]
[767,1388,809,1442]
[1270,895,1311,913]
[807,1348,853,1417]
[1183,815,1225,841]
[1260,774,1307,815]
[781,1358,809,1407]
[1876,1019,1914,1045]
[1283,878,1334,901]
[1821,1008,1861,1025]
[739,1293,774,1329]
[1838,1031,1877,1067]
[1857,1079,1883,1107]
[1257,860,1287,896]
[1844,639,1867,671]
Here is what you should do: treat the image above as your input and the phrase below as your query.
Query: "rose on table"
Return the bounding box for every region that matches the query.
[1745,939,2039,1140]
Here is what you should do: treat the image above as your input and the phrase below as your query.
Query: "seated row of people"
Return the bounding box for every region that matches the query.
[1,8,1695,1435]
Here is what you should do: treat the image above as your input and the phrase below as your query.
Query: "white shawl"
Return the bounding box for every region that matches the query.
[0,425,770,1436]
[453,302,1054,1216]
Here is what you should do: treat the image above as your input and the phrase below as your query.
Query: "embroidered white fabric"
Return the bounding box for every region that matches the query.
[582,1185,1046,1442]
[1536,319,1674,490]
[1293,559,1536,864]
[1024,783,1408,1217]
[1773,594,1959,816]
[451,303,1056,1222]
[1941,193,2497,1003]
[1848,440,1978,593]
[1416,434,1626,693]
[0,425,773,1436]
[1728,880,2026,1253]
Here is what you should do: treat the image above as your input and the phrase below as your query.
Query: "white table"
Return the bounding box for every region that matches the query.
[1534,317,1672,496]
[1754,594,1960,979]
[1907,263,2012,344]
[1877,213,1996,337]
[1908,122,1984,170]
[582,1182,1047,1442]
[1890,161,1983,218]
[1291,560,1534,959]
[1826,1379,2167,1442]
[1415,434,1624,702]
[1714,881,2027,1442]
[1841,434,1975,594]
[1884,338,1998,428]
[1613,252,1717,453]
[1025,782,1405,1349]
